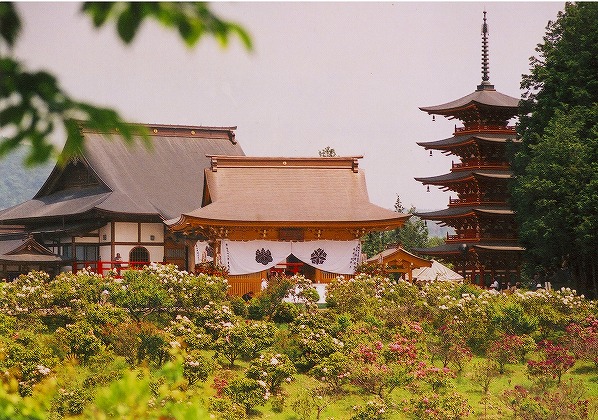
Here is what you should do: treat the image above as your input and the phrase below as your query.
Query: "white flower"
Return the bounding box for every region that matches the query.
[270,357,279,365]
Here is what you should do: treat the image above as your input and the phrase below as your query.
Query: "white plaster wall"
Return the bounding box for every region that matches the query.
[99,223,111,243]
[114,222,138,242]
[73,237,99,243]
[140,223,164,243]
[147,246,164,263]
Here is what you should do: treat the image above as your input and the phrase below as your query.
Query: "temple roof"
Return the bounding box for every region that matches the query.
[415,170,512,185]
[0,124,244,224]
[168,156,410,231]
[417,133,518,150]
[0,235,64,263]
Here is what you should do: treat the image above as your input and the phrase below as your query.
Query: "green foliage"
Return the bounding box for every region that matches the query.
[318,146,337,157]
[491,302,539,336]
[55,320,103,364]
[272,301,300,323]
[514,2,598,296]
[224,377,266,415]
[361,196,429,257]
[0,2,250,166]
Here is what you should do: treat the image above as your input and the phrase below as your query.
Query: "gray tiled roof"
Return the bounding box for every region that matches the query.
[0,124,245,224]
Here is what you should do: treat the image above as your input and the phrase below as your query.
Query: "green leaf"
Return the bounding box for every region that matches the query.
[0,2,21,48]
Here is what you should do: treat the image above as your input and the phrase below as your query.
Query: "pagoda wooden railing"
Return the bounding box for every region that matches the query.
[454,124,516,134]
[451,159,510,170]
[446,232,518,242]
[448,196,507,206]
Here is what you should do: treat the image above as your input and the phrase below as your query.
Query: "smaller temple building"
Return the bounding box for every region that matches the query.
[168,155,411,295]
[365,245,432,282]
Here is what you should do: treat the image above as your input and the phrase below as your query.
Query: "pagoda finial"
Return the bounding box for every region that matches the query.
[477,10,494,91]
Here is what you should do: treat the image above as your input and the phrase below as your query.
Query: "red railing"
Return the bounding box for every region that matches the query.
[71,260,153,275]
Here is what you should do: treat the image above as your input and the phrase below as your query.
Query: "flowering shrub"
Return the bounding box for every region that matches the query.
[403,392,471,420]
[0,331,55,396]
[486,334,533,374]
[183,350,214,385]
[413,363,456,393]
[325,274,397,320]
[165,314,211,351]
[350,397,390,420]
[310,351,351,393]
[491,302,539,336]
[469,359,499,394]
[514,287,595,340]
[502,380,589,420]
[563,316,598,367]
[245,352,296,395]
[0,271,53,315]
[196,301,236,338]
[49,269,108,311]
[527,340,575,389]
[426,322,472,371]
[224,377,267,415]
[213,320,275,367]
[350,338,419,397]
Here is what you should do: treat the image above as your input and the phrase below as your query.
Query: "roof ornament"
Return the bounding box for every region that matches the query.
[477,10,494,91]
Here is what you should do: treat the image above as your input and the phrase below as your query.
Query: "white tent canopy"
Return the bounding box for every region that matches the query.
[411,260,463,282]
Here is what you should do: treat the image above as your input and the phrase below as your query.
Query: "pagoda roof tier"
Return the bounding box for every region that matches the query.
[168,156,410,239]
[417,132,518,151]
[416,206,514,221]
[414,241,524,256]
[419,88,519,122]
[415,170,511,185]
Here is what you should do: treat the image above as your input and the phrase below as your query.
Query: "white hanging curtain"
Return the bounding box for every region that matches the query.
[291,240,361,275]
[221,240,292,275]
[220,239,361,276]
[194,241,214,263]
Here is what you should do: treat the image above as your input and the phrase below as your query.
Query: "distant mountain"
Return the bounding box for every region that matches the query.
[0,148,55,210]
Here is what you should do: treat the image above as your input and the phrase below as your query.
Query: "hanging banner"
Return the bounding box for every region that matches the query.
[291,240,361,274]
[221,240,292,275]
[220,239,361,276]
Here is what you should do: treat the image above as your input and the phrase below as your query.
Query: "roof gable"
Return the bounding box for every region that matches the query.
[35,157,107,198]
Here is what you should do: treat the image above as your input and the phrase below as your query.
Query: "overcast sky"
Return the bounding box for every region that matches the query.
[13,1,565,211]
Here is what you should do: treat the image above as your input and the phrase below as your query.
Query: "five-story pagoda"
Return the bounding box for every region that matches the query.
[414,12,524,288]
